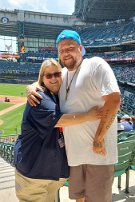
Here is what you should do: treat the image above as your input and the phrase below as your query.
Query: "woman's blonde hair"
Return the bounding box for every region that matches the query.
[38,58,62,86]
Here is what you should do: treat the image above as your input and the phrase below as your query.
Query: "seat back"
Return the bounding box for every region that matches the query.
[118,131,135,142]
[115,140,135,176]
[127,135,135,141]
[114,160,130,177]
[117,140,135,155]
[118,132,128,142]
[118,152,132,162]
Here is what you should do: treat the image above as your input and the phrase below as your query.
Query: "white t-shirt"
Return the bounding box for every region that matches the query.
[59,57,120,166]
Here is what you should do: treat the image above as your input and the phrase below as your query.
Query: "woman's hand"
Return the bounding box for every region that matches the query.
[27,83,43,106]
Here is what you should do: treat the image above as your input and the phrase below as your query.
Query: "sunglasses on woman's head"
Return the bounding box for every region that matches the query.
[44,72,62,79]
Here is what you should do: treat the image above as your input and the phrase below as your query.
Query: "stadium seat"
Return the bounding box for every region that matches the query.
[118,131,135,142]
[55,180,69,202]
[118,132,128,142]
[127,135,135,141]
[0,142,5,156]
[130,156,135,170]
[115,140,135,193]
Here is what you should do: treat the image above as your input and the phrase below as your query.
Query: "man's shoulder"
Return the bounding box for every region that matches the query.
[82,57,107,68]
[86,56,106,63]
[82,57,108,71]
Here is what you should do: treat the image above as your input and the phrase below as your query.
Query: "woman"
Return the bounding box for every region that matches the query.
[14,58,100,202]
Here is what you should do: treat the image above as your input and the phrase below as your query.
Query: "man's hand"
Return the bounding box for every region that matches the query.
[93,138,106,156]
[27,83,43,106]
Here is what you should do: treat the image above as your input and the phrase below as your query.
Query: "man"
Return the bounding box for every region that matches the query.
[28,30,121,202]
[121,114,133,131]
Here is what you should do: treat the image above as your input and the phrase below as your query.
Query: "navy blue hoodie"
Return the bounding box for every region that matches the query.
[14,90,69,180]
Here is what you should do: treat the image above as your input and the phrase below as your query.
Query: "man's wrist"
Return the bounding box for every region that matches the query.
[94,135,103,142]
[93,139,102,148]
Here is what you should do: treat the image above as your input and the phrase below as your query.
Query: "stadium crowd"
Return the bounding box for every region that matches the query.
[79,21,135,47]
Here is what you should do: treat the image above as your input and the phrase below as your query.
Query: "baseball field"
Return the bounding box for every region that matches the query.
[0,83,27,138]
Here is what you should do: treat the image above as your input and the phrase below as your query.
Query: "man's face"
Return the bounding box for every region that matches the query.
[58,39,82,70]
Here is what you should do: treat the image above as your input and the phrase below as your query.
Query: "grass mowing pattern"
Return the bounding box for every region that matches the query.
[0,83,27,137]
[0,83,27,96]
[0,104,26,136]
[0,103,14,111]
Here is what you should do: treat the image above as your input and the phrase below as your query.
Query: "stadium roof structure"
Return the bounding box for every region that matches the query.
[74,0,135,23]
[0,9,74,39]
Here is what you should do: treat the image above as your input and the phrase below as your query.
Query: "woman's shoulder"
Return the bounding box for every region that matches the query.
[37,90,45,96]
[37,90,54,105]
[37,90,49,99]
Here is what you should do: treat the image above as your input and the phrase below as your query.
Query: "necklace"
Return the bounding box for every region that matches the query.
[65,62,82,100]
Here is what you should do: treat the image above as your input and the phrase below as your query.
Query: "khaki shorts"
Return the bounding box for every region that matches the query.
[15,169,67,202]
[69,164,114,202]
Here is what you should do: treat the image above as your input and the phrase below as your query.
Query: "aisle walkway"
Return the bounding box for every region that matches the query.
[0,157,135,202]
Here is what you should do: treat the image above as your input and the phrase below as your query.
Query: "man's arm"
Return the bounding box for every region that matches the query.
[27,82,43,106]
[93,92,121,155]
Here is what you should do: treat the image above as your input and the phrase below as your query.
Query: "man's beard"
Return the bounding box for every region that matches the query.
[62,58,78,71]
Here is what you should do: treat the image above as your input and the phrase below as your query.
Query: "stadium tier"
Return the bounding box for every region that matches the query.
[79,21,135,47]
[74,0,135,22]
[0,2,135,116]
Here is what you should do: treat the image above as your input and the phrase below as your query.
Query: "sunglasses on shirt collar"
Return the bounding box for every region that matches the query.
[43,72,62,79]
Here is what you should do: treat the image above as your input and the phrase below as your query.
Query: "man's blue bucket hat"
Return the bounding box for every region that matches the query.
[56,30,82,44]
[56,30,86,56]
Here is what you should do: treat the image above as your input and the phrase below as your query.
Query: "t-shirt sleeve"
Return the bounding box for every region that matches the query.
[93,57,120,96]
[27,94,62,139]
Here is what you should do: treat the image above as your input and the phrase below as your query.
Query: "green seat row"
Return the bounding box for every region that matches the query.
[118,131,135,142]
[0,142,15,164]
[115,140,135,193]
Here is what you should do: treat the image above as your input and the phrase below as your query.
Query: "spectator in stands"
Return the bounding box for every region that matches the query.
[121,114,133,131]
[14,58,100,202]
[27,30,120,202]
[117,115,124,133]
[131,116,135,130]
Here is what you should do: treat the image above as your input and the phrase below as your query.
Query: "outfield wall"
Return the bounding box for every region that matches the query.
[0,78,36,84]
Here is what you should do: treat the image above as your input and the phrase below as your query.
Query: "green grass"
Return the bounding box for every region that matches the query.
[0,83,27,96]
[0,103,14,110]
[0,83,27,137]
[0,104,26,136]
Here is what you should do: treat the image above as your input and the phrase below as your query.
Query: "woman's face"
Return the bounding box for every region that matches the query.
[42,65,62,94]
